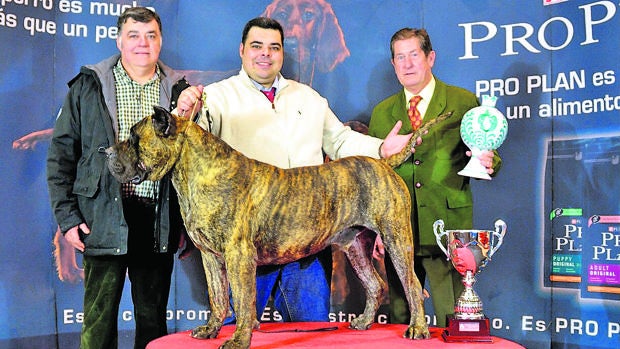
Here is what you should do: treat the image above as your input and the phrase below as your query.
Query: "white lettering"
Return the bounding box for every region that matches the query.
[580,1,616,45]
[460,1,619,59]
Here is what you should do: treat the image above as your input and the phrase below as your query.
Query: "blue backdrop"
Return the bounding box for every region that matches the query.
[2,1,619,348]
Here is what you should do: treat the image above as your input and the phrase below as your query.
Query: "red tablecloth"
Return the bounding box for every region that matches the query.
[147,322,525,349]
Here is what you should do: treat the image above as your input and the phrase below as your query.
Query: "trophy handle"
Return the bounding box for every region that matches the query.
[488,219,507,258]
[433,220,449,258]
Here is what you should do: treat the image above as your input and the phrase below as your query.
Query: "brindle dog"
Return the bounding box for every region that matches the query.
[106,106,452,349]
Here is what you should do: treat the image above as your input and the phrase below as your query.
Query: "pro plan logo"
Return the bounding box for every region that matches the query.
[544,0,569,5]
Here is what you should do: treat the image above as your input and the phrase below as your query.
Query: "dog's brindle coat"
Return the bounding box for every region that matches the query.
[106,106,452,349]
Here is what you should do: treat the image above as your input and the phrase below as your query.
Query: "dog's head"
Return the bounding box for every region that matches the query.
[106,106,183,184]
[263,0,349,84]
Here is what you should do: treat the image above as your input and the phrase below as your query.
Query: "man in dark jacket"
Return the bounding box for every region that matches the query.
[46,7,188,349]
[368,28,502,328]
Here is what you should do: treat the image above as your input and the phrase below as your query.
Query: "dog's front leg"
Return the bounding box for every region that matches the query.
[220,241,258,349]
[191,251,228,340]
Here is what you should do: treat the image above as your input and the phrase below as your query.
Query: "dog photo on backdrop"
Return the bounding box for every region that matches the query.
[263,0,350,85]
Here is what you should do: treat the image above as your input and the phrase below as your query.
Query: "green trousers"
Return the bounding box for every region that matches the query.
[80,199,174,349]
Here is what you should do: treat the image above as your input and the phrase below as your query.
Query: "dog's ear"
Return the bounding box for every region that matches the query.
[315,1,350,72]
[262,1,276,16]
[152,105,177,138]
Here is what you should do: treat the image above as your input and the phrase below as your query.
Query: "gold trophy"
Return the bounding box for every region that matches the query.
[433,219,507,342]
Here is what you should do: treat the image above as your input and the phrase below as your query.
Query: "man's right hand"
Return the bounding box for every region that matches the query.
[178,85,204,119]
[65,223,90,252]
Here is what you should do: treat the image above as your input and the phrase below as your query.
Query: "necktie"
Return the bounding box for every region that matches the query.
[408,95,423,130]
[261,88,276,103]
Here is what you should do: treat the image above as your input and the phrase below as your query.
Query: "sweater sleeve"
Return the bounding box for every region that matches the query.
[321,101,383,160]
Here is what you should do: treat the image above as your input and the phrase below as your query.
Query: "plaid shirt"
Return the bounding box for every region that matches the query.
[113,60,160,199]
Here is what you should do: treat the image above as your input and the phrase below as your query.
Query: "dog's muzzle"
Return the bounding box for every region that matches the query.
[104,146,148,184]
[284,37,299,55]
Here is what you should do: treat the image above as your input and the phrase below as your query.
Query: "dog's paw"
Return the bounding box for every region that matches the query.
[218,338,250,349]
[403,324,431,339]
[190,324,220,339]
[349,316,372,330]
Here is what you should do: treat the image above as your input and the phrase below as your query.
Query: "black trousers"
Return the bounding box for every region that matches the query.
[81,198,174,349]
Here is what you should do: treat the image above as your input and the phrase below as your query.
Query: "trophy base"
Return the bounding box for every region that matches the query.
[457,166,492,180]
[441,316,492,343]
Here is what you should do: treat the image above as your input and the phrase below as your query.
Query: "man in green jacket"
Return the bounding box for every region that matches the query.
[46,7,189,349]
[368,27,502,328]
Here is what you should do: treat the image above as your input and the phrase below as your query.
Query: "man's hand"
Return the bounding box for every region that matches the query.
[467,149,496,175]
[64,223,90,252]
[178,85,204,119]
[380,120,423,158]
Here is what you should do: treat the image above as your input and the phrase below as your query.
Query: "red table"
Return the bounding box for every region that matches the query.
[147,322,525,348]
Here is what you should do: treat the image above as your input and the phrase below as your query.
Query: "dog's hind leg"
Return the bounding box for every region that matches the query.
[342,234,387,331]
[384,228,430,339]
[191,251,228,340]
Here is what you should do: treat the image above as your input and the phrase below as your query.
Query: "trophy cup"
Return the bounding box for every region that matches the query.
[458,95,508,180]
[433,219,507,342]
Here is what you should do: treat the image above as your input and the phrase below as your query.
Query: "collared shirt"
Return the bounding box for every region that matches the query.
[113,59,160,199]
[250,75,280,93]
[404,76,436,120]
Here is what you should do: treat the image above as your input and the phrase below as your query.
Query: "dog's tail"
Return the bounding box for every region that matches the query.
[382,111,454,168]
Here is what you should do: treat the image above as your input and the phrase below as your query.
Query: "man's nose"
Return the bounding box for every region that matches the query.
[261,47,273,56]
[138,35,148,46]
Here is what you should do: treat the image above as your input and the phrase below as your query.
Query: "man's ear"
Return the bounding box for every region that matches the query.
[152,105,177,137]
